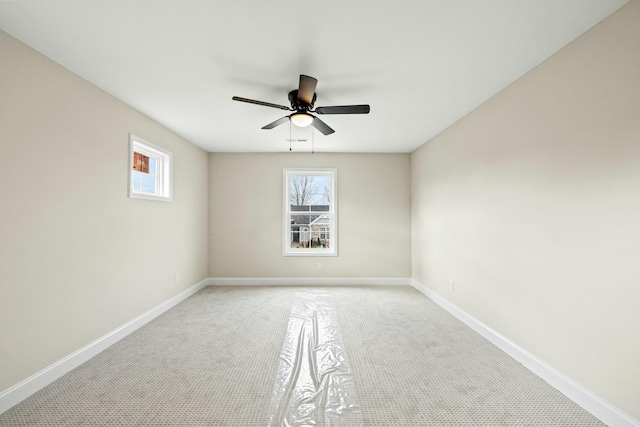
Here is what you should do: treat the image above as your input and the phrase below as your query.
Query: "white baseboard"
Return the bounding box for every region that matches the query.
[208,277,412,286]
[0,279,208,415]
[411,279,640,427]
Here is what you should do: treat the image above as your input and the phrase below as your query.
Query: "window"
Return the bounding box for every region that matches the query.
[283,168,337,256]
[128,134,172,202]
[319,226,329,240]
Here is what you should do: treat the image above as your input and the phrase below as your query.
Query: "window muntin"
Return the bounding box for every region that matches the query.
[128,134,173,202]
[283,169,337,256]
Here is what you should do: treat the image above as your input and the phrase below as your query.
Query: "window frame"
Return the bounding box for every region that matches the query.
[283,168,338,257]
[128,134,173,202]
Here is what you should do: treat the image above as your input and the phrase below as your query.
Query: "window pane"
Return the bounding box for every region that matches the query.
[289,214,312,248]
[148,157,156,174]
[133,152,150,173]
[132,171,142,191]
[289,175,331,209]
[289,214,332,249]
[141,173,156,193]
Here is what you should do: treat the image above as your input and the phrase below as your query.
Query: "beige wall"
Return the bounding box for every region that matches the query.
[209,152,411,278]
[411,2,640,419]
[0,31,209,392]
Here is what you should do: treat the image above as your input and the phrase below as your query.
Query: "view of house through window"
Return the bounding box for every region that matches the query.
[284,169,337,256]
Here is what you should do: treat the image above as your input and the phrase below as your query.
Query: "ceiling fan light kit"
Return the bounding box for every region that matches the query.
[289,112,314,128]
[232,74,370,136]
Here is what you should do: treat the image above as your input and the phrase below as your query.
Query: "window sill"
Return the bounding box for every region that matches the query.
[283,250,337,257]
[129,192,173,202]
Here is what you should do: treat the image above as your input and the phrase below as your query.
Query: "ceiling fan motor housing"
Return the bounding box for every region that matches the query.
[288,90,316,111]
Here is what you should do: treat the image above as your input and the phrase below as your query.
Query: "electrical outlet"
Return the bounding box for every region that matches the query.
[175,273,181,284]
[317,262,323,271]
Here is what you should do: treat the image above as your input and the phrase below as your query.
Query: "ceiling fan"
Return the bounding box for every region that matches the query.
[232,75,370,135]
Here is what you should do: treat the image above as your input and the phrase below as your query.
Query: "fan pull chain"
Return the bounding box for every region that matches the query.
[289,121,292,151]
[312,127,315,154]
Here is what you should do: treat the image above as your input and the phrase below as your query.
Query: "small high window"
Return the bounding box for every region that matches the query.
[128,134,172,202]
[283,168,337,256]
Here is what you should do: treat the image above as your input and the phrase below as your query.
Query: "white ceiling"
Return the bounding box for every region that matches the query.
[0,0,628,153]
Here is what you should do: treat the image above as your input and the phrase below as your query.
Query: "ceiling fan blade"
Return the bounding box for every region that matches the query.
[298,75,318,105]
[232,96,291,111]
[311,116,335,135]
[315,105,370,115]
[262,116,290,130]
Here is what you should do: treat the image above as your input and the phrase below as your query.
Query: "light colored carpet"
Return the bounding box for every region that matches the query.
[0,286,605,426]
